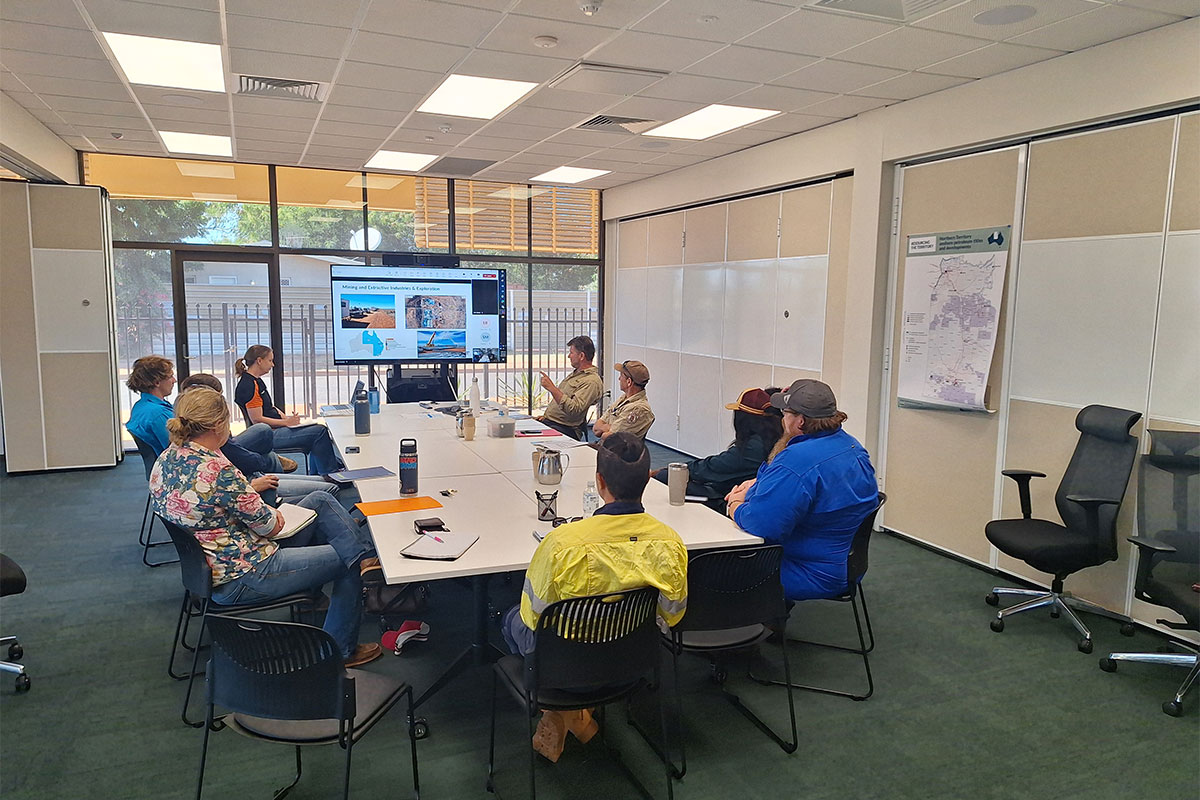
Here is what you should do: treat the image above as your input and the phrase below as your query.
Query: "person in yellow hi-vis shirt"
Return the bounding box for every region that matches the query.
[501,432,688,763]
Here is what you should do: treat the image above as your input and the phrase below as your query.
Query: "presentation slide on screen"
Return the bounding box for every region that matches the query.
[331,266,506,364]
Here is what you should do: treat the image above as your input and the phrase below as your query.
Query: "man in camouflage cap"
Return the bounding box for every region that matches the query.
[592,360,654,441]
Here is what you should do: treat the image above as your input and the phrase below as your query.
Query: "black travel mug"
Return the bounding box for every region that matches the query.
[399,438,418,495]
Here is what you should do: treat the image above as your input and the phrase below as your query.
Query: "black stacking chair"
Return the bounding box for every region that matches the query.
[985,405,1141,652]
[236,404,308,474]
[655,544,794,778]
[130,434,178,568]
[751,493,886,701]
[162,518,316,728]
[196,616,420,800]
[1099,429,1199,716]
[487,586,674,800]
[0,554,30,693]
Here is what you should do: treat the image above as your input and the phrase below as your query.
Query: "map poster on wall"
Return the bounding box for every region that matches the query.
[898,226,1011,412]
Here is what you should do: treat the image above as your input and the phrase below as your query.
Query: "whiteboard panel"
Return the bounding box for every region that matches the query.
[723,260,777,363]
[681,263,725,357]
[643,267,683,352]
[1150,232,1200,423]
[1009,236,1162,410]
[720,359,774,424]
[614,268,647,346]
[32,248,110,353]
[641,347,680,447]
[677,354,723,458]
[773,255,827,371]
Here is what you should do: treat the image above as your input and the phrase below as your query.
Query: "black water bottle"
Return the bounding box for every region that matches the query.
[353,388,371,436]
[399,438,418,495]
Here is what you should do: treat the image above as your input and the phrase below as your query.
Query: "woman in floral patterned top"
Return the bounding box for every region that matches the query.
[150,388,382,666]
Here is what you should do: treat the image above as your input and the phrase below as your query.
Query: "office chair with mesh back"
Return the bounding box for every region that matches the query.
[985,405,1141,653]
[1100,429,1199,716]
[129,433,179,568]
[1,555,30,693]
[196,616,420,800]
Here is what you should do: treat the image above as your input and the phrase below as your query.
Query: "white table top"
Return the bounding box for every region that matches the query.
[326,402,759,583]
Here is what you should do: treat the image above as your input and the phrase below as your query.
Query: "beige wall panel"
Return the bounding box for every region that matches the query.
[779,183,831,257]
[683,204,727,265]
[41,353,116,467]
[823,176,853,394]
[999,400,1139,613]
[32,249,111,353]
[1024,119,1175,240]
[884,149,1020,560]
[726,194,780,262]
[771,367,821,392]
[618,218,648,268]
[647,212,684,267]
[1169,114,1199,232]
[29,185,104,250]
[0,181,46,471]
[720,360,774,420]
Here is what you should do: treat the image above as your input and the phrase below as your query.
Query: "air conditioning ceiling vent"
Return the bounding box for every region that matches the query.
[237,75,324,102]
[802,0,950,22]
[576,115,659,134]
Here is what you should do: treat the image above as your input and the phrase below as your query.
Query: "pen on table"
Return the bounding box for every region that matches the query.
[421,530,445,544]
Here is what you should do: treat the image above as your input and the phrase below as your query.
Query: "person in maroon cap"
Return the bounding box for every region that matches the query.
[652,387,783,501]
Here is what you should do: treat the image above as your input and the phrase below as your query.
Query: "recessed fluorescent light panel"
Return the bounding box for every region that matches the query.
[643,104,780,140]
[102,32,225,92]
[364,151,439,172]
[417,74,538,119]
[160,131,232,157]
[530,167,610,184]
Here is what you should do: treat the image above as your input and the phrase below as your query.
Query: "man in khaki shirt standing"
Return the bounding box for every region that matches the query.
[538,335,603,440]
[593,360,654,441]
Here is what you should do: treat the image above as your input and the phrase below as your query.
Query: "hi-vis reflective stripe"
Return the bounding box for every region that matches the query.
[658,594,687,617]
[523,576,550,615]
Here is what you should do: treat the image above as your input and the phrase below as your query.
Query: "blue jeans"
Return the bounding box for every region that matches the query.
[234,423,282,472]
[210,490,373,658]
[501,604,536,656]
[271,424,343,475]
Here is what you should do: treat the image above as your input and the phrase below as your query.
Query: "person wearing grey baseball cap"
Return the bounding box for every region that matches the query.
[592,360,655,441]
[725,379,879,601]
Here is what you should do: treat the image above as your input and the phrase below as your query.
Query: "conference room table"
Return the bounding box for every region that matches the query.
[323,402,760,710]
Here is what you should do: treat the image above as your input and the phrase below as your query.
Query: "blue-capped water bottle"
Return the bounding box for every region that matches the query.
[399,438,418,495]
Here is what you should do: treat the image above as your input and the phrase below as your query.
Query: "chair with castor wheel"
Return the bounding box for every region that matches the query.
[1098,429,1199,717]
[984,405,1141,653]
[1,554,31,693]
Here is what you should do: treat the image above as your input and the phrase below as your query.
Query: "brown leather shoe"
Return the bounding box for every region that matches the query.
[278,456,299,473]
[532,711,567,763]
[345,642,382,668]
[564,708,598,744]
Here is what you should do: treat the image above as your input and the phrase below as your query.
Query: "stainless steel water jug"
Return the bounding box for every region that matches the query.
[534,448,570,485]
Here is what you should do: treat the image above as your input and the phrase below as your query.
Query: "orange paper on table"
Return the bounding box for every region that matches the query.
[355,496,443,516]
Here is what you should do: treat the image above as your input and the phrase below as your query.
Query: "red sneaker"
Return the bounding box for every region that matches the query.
[382,621,431,655]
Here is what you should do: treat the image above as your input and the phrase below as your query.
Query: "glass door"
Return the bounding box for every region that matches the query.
[172,250,279,424]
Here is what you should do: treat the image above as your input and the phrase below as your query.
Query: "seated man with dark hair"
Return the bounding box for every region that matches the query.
[537,335,603,440]
[500,432,688,762]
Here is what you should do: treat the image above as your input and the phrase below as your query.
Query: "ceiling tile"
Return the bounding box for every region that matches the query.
[0,50,122,82]
[307,132,388,150]
[511,0,649,29]
[454,48,574,83]
[142,103,231,125]
[683,45,816,83]
[836,27,988,70]
[82,0,221,42]
[155,118,234,136]
[800,93,890,116]
[312,119,397,140]
[589,146,669,163]
[549,128,638,148]
[385,128,471,147]
[585,30,724,72]
[1115,0,1200,14]
[477,13,617,60]
[13,74,129,101]
[359,0,503,45]
[606,96,705,121]
[231,95,322,119]
[749,111,841,134]
[236,126,313,144]
[58,109,153,128]
[229,49,340,83]
[232,112,318,131]
[725,84,837,112]
[851,70,971,100]
[227,0,362,27]
[525,87,618,113]
[479,120,562,141]
[0,22,107,60]
[639,73,756,104]
[305,143,377,159]
[647,152,708,166]
[496,104,592,129]
[774,59,904,93]
[403,114,489,134]
[80,126,157,143]
[133,85,228,111]
[1009,4,1184,50]
[631,0,794,43]
[926,41,1065,79]
[348,31,470,72]
[739,8,898,57]
[320,103,413,126]
[915,0,1097,41]
[1,2,89,29]
[227,15,351,58]
[523,141,603,157]
[446,147,519,161]
[675,138,747,156]
[458,134,538,151]
[335,64,446,96]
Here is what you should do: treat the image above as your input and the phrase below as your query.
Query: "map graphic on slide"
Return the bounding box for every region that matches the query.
[405,295,466,329]
[899,227,1009,412]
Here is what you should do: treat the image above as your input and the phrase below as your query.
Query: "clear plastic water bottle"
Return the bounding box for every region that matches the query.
[469,376,482,416]
[582,480,600,517]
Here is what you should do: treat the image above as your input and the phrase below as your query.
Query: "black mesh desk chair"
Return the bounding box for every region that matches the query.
[985,405,1141,652]
[1,555,30,693]
[1099,429,1199,716]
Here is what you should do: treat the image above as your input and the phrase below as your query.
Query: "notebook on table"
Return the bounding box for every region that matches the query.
[273,503,318,540]
[400,531,479,560]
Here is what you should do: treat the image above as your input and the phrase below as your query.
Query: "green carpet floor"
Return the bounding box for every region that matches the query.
[1,456,1196,799]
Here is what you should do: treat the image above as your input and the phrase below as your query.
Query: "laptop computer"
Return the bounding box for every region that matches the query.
[320,380,365,416]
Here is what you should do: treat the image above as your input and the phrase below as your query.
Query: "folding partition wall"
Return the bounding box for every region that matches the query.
[881,111,1199,634]
[613,176,852,457]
